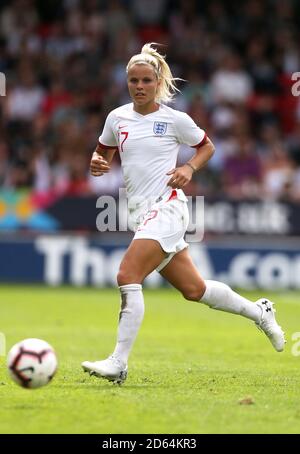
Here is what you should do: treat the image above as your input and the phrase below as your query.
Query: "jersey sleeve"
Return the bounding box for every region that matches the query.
[98,111,118,148]
[175,112,206,147]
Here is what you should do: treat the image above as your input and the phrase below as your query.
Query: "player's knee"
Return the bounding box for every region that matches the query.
[117,268,131,286]
[117,267,140,286]
[182,285,205,302]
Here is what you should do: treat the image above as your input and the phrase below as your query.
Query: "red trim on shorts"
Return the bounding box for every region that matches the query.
[167,189,178,201]
[98,141,117,149]
[192,133,207,148]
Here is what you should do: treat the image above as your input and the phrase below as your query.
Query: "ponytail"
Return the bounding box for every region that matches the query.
[126,43,181,103]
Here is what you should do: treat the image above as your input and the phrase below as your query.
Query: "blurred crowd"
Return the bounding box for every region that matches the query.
[0,0,300,201]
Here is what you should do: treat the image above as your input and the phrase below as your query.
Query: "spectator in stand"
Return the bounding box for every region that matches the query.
[42,78,73,118]
[262,144,294,201]
[210,51,253,105]
[0,141,9,186]
[287,120,300,168]
[5,67,45,122]
[223,133,262,199]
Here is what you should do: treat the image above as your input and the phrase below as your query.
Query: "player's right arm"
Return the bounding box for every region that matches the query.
[90,144,117,176]
[91,110,118,176]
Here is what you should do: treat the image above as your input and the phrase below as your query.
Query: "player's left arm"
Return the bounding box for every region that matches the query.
[167,136,215,189]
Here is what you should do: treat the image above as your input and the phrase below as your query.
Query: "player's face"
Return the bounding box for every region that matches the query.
[127,64,159,108]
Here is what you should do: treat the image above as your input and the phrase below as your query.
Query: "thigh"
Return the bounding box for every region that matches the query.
[159,248,206,298]
[119,238,167,284]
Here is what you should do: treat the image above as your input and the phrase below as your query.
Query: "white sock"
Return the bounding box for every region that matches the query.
[200,280,261,322]
[112,284,144,364]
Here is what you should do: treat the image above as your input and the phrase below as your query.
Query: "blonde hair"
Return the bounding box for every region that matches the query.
[126,43,181,103]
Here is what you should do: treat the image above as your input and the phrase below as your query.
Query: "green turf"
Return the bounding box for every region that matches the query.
[0,285,299,434]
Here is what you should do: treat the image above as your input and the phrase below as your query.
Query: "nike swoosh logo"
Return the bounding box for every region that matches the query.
[118,125,128,129]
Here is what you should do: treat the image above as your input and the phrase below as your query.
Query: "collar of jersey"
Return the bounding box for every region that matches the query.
[132,103,161,118]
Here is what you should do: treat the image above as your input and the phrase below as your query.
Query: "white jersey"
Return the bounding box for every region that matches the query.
[98,103,206,202]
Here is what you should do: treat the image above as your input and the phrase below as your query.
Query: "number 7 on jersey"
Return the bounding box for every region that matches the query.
[119,131,128,152]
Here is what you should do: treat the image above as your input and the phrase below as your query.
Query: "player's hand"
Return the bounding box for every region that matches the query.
[90,152,110,176]
[166,164,193,189]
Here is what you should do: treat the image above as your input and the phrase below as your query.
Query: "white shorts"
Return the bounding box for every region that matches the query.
[129,189,189,272]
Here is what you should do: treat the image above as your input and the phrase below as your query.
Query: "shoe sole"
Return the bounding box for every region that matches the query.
[82,364,127,385]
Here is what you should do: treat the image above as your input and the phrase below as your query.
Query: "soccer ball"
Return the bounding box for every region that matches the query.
[7,338,57,389]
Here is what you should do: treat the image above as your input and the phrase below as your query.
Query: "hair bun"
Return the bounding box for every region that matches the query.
[141,43,162,57]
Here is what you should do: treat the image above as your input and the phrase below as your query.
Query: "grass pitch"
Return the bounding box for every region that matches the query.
[0,285,299,434]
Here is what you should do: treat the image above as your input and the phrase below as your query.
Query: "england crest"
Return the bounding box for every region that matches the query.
[153,121,167,135]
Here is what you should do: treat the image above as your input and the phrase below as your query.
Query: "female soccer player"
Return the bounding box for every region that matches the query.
[82,44,285,384]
